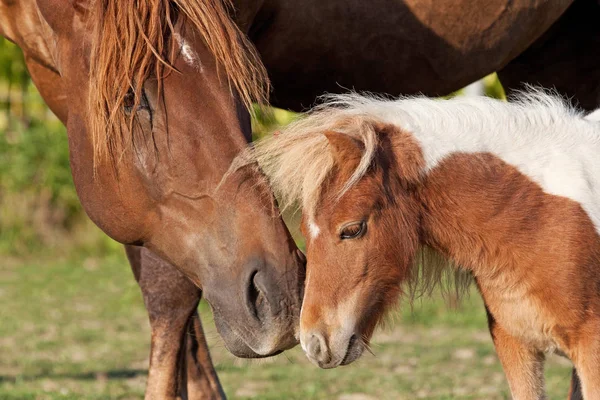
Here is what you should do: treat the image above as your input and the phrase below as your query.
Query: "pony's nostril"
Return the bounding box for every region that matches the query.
[307,334,321,356]
[305,332,331,365]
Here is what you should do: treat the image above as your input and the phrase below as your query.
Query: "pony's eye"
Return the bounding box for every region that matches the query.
[340,221,366,240]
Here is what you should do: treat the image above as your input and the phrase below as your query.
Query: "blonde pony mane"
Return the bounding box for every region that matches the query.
[237,96,386,217]
[88,0,269,165]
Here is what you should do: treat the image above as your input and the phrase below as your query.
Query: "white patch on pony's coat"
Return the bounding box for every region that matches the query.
[174,33,202,71]
[308,219,320,238]
[331,91,600,235]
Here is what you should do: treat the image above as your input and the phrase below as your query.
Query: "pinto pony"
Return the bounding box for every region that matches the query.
[245,90,600,399]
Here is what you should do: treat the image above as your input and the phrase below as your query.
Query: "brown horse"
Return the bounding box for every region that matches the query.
[247,0,599,111]
[3,0,600,398]
[0,0,305,398]
[248,90,600,399]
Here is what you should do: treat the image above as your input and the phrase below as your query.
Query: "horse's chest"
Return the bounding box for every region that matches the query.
[479,282,559,352]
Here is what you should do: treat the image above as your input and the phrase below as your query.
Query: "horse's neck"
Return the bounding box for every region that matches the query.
[0,0,59,71]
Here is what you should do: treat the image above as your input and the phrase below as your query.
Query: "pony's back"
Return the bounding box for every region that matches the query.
[586,108,600,122]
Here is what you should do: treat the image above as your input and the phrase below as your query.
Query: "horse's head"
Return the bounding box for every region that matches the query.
[250,111,425,367]
[36,0,304,357]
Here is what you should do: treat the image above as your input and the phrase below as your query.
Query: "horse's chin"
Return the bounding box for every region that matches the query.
[212,311,297,358]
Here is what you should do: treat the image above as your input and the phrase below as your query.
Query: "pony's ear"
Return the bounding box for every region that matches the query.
[323,130,364,164]
[373,122,425,186]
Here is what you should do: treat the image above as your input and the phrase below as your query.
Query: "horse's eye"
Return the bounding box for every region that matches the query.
[340,221,366,240]
[123,88,150,113]
[123,90,135,111]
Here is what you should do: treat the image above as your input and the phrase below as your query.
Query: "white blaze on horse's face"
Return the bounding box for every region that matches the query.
[174,33,203,71]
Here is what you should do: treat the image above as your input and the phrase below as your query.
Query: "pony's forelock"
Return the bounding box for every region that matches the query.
[238,103,383,218]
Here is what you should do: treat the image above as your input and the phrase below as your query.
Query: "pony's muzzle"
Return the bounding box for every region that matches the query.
[301,327,364,368]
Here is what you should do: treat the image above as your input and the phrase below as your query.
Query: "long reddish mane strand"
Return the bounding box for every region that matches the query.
[88,0,269,164]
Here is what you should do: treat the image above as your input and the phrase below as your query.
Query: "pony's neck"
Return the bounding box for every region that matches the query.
[365,94,600,235]
[414,148,599,286]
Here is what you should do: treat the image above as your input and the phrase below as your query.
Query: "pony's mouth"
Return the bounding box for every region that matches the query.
[340,334,364,366]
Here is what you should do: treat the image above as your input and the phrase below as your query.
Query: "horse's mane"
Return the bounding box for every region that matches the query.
[88,0,269,164]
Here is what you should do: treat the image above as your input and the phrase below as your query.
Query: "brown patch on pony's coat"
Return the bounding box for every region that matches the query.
[419,152,600,394]
[88,0,269,164]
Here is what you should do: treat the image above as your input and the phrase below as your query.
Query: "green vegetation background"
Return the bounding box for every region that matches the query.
[1,37,572,399]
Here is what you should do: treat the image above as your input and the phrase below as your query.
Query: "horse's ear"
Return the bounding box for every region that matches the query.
[323,130,363,164]
[37,0,92,35]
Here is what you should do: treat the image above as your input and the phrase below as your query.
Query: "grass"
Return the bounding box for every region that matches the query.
[0,251,574,399]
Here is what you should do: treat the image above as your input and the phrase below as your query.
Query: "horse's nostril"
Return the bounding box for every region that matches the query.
[307,334,321,356]
[246,270,267,321]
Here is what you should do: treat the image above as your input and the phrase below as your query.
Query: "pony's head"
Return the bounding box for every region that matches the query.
[36,0,304,358]
[247,108,427,368]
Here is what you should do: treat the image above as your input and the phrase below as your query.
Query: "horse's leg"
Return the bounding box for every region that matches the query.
[485,307,546,400]
[497,0,600,111]
[125,245,225,400]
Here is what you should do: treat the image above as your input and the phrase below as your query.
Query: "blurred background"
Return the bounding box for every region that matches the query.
[0,37,572,399]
